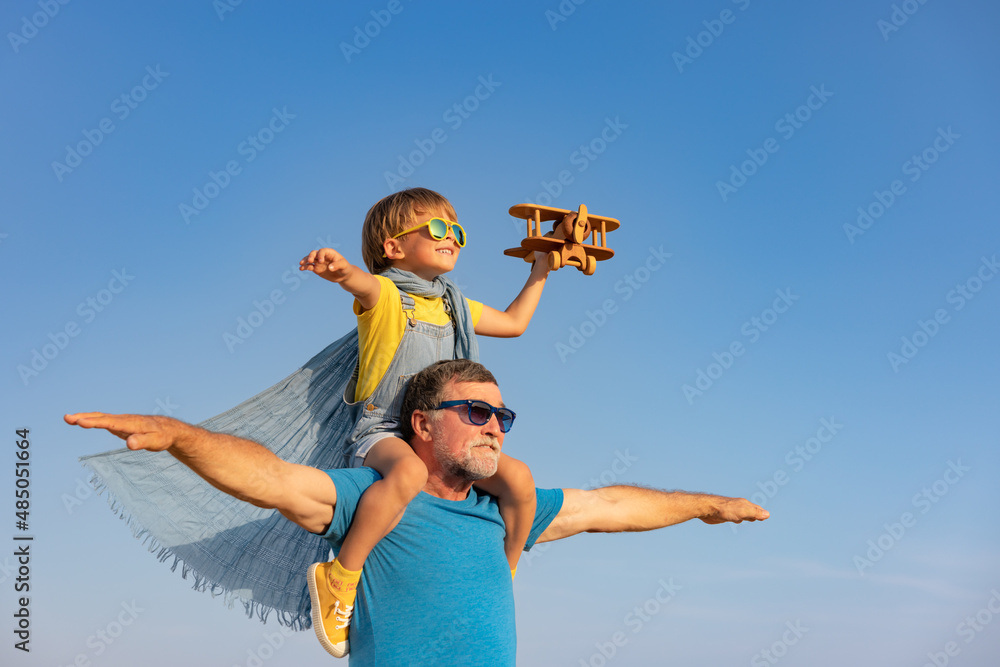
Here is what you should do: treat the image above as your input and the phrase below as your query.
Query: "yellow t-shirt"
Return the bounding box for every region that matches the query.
[353,275,483,402]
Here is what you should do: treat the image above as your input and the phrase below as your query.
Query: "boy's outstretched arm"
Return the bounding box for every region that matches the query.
[65,413,338,533]
[536,486,769,543]
[475,258,550,338]
[475,213,574,338]
[300,247,381,311]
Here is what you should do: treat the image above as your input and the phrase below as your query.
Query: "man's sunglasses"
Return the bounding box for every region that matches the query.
[392,218,466,247]
[432,400,516,433]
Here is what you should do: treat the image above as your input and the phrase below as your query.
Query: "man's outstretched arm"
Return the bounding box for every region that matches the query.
[65,412,338,534]
[536,485,769,543]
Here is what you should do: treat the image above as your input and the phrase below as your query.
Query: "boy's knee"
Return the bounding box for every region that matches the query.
[392,455,428,492]
[506,457,533,482]
[505,458,536,501]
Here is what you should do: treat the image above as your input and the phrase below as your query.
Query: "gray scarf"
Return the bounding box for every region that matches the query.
[381,267,479,362]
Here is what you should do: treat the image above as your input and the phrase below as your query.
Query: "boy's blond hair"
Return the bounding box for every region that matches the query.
[361,187,458,275]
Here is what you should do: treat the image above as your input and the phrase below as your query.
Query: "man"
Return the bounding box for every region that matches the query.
[66,359,768,665]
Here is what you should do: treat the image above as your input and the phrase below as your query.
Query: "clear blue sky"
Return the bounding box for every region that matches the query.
[3,1,999,665]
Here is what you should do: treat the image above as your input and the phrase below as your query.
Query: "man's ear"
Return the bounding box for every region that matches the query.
[410,409,433,442]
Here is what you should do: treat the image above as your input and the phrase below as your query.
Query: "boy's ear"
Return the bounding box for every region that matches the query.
[383,237,405,261]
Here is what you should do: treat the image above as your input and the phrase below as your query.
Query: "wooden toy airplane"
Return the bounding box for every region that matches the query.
[504,203,620,275]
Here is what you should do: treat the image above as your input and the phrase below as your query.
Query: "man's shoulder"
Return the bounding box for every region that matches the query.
[323,467,383,499]
[318,467,384,542]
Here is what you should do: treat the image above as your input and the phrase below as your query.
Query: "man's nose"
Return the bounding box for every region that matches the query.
[482,413,501,436]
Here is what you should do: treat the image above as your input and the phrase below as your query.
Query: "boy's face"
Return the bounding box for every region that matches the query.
[386,208,461,280]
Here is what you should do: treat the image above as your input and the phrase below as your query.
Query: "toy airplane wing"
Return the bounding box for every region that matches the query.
[504,203,620,275]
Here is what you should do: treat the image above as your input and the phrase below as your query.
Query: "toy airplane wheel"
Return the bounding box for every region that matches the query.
[584,255,597,276]
[548,249,562,271]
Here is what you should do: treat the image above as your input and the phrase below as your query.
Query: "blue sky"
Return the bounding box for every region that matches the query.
[3,1,999,665]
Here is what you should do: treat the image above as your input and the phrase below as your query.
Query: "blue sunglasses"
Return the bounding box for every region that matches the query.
[432,400,516,433]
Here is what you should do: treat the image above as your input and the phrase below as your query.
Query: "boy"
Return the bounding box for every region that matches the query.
[300,187,564,657]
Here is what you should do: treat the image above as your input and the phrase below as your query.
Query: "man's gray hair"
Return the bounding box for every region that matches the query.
[400,360,498,442]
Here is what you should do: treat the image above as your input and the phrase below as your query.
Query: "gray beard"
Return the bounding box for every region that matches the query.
[435,435,500,481]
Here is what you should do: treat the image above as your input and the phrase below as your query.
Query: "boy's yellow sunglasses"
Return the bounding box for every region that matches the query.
[390,218,466,247]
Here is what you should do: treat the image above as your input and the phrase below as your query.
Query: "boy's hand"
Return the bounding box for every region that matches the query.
[300,248,351,282]
[299,247,381,309]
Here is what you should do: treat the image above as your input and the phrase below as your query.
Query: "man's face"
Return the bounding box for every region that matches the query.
[428,380,505,482]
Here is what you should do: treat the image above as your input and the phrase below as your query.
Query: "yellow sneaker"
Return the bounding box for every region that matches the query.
[307,560,360,658]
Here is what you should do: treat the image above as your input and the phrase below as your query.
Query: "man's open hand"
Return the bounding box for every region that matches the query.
[64,413,186,452]
[699,497,770,524]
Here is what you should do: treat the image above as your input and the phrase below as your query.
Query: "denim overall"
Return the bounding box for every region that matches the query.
[343,293,456,466]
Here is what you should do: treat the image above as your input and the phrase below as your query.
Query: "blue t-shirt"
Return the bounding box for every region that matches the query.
[320,468,564,666]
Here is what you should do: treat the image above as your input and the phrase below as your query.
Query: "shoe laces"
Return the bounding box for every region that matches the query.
[330,600,354,630]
